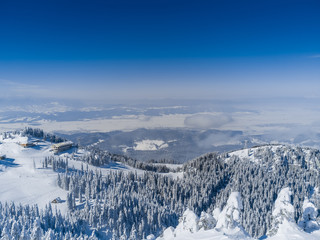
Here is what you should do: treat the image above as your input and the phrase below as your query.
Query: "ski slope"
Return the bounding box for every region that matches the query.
[0,133,148,213]
[0,134,68,213]
[0,133,182,216]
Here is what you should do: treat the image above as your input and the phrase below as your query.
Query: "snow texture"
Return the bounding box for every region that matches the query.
[0,134,68,213]
[158,192,251,240]
[158,189,320,240]
[133,139,169,151]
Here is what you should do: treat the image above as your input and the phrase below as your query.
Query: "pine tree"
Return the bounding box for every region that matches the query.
[10,221,20,240]
[30,218,43,240]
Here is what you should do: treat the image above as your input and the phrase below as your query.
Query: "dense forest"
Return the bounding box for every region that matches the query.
[46,144,320,239]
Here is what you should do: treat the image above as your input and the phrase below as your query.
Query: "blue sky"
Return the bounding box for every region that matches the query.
[0,0,319,101]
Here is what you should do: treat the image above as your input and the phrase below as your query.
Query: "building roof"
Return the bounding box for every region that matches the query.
[52,141,73,149]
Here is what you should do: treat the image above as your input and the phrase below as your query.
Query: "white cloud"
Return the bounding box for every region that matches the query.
[198,132,242,148]
[184,113,232,129]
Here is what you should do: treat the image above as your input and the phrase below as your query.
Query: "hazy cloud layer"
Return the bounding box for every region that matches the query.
[184,113,232,129]
[0,79,50,99]
[1,98,320,150]
[198,132,243,148]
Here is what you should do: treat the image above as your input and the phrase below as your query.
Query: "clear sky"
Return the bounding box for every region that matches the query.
[0,0,319,101]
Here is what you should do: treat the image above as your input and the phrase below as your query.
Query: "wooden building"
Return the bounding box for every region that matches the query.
[19,142,35,148]
[51,141,73,154]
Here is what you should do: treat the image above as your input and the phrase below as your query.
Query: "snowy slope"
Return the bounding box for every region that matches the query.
[0,134,68,213]
[224,144,320,172]
[226,144,284,164]
[0,133,141,214]
[63,149,183,179]
[0,132,182,215]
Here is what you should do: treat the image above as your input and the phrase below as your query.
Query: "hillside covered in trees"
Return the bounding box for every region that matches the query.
[1,129,320,239]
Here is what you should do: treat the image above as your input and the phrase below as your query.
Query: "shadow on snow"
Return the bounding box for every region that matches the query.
[0,158,19,168]
[102,162,128,170]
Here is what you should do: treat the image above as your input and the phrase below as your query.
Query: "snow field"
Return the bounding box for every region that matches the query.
[0,135,68,213]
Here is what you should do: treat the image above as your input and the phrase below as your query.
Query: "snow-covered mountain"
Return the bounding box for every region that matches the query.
[2,128,320,239]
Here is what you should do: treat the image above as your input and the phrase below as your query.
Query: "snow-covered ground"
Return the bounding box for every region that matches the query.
[0,133,183,217]
[157,188,320,240]
[64,149,183,179]
[0,134,148,215]
[134,139,169,151]
[59,148,144,176]
[225,144,284,164]
[157,192,251,240]
[0,134,68,213]
[224,144,320,172]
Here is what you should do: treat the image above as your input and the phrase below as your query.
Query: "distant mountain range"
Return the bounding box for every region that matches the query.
[60,128,259,163]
